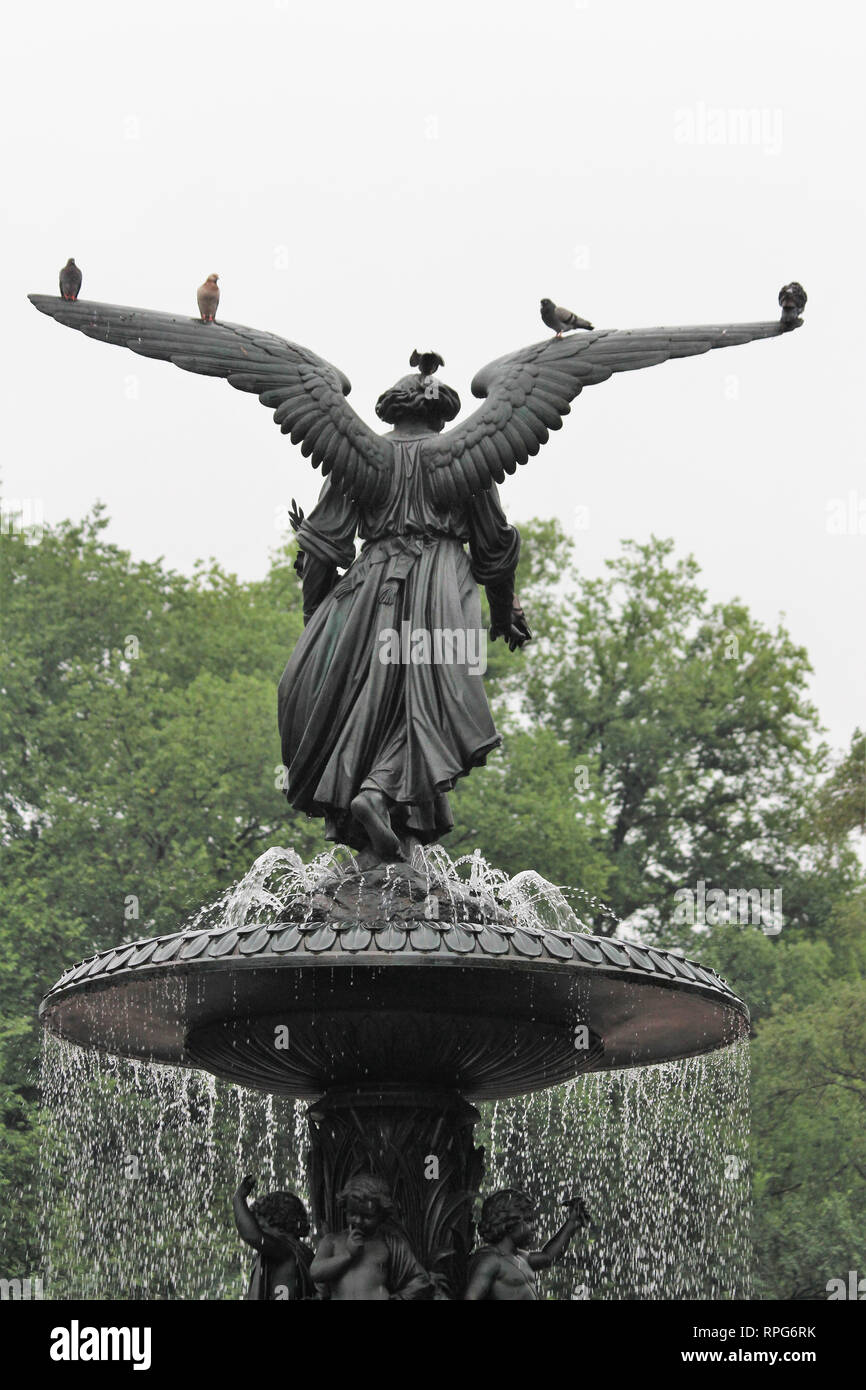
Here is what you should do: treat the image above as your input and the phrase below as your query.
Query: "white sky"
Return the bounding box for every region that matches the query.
[3,0,863,755]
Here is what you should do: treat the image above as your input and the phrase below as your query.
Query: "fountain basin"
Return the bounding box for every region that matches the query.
[39,917,748,1101]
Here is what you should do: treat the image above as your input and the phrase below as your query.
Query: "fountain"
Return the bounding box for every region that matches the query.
[31,280,804,1299]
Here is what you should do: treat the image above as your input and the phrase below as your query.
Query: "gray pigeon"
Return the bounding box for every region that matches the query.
[540,297,593,336]
[778,282,807,326]
[409,349,444,376]
[59,258,82,301]
[197,273,220,323]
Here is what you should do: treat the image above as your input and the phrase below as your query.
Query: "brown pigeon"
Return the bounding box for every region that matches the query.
[540,297,594,336]
[59,258,82,301]
[197,273,220,323]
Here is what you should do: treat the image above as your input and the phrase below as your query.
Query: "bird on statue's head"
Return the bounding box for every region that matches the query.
[375,350,460,434]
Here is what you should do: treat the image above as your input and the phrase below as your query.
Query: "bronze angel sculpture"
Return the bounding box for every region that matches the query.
[29,283,806,866]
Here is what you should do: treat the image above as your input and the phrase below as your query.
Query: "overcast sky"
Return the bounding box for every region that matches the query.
[3,0,863,756]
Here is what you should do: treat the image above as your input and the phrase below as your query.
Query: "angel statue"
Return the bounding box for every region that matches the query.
[29,282,806,867]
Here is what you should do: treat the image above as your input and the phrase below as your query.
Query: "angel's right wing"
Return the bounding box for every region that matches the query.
[28,296,391,506]
[421,303,804,506]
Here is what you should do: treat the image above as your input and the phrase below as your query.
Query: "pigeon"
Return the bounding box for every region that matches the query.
[59,258,82,301]
[540,298,594,336]
[197,273,220,323]
[778,282,807,327]
[409,349,444,376]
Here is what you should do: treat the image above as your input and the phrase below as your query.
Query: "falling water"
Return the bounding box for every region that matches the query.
[39,847,751,1300]
[482,1042,752,1300]
[38,1037,311,1301]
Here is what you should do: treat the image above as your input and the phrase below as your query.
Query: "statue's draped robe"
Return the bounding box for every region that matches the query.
[278,439,520,849]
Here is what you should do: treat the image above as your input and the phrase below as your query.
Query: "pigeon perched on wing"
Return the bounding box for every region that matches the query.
[197,273,220,323]
[59,259,82,301]
[540,297,593,336]
[778,282,807,327]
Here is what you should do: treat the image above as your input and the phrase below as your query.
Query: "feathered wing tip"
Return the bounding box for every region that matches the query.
[25,293,392,507]
[421,296,807,505]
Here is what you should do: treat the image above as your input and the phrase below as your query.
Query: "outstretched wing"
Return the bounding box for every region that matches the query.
[28,296,391,504]
[421,312,803,505]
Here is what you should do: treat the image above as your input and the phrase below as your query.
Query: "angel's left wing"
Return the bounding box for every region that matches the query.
[421,301,804,506]
[28,296,391,505]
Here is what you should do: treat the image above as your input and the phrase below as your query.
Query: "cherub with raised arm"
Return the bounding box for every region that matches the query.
[463,1188,590,1301]
[310,1173,434,1301]
[232,1174,315,1300]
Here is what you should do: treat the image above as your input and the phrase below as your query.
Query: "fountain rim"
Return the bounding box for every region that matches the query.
[39,920,747,1011]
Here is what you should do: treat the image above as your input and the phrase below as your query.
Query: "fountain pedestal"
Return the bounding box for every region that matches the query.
[307,1087,483,1294]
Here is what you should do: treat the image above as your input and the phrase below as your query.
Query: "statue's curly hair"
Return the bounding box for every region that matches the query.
[477,1189,535,1244]
[337,1172,397,1218]
[251,1190,310,1238]
[375,373,461,431]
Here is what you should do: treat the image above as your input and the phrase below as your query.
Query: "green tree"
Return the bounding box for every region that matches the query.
[749,981,866,1298]
[511,526,859,939]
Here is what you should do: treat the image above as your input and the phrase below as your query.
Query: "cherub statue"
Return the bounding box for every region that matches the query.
[463,1187,590,1300]
[30,286,804,867]
[232,1174,315,1300]
[310,1173,434,1300]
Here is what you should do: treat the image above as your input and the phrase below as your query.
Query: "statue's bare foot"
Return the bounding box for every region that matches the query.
[350,790,403,863]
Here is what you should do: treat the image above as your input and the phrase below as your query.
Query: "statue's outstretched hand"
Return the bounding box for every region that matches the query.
[491,597,532,652]
[565,1196,591,1228]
